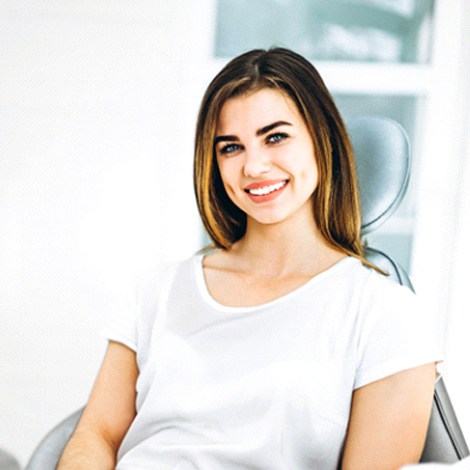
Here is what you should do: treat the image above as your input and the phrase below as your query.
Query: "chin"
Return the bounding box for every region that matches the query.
[247,211,291,226]
[246,200,315,228]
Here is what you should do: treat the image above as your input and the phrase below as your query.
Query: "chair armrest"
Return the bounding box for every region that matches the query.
[420,377,470,463]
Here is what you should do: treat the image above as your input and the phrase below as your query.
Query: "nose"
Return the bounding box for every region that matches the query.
[243,147,271,178]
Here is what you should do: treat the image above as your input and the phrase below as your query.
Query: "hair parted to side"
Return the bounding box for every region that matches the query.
[194,47,369,264]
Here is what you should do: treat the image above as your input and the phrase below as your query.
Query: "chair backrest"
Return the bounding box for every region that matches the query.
[25,116,469,468]
[350,116,469,463]
[348,115,411,235]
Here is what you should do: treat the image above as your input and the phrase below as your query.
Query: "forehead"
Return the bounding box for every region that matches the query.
[216,87,304,133]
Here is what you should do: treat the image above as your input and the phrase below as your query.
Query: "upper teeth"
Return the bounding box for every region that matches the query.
[248,181,287,196]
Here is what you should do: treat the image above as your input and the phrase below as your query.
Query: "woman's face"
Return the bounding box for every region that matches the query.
[214,87,318,227]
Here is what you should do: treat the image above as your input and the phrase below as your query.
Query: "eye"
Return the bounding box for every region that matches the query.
[218,143,241,155]
[267,132,289,144]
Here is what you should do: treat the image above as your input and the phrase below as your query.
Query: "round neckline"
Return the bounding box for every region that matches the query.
[194,253,358,314]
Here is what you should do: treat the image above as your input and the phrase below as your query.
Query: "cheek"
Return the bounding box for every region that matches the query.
[218,158,237,183]
[311,162,319,187]
[217,159,239,197]
[309,149,319,185]
[298,156,319,191]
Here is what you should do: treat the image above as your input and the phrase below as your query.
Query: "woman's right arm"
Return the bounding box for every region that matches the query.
[58,340,139,469]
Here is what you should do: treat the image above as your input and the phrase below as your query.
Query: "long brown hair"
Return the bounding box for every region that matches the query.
[194,47,367,263]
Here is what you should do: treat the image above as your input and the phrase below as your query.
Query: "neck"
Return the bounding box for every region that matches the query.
[231,213,340,278]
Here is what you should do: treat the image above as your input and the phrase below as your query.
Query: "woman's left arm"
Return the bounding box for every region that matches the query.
[341,362,437,470]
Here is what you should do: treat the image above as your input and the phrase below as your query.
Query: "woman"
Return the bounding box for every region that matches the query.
[59,48,441,469]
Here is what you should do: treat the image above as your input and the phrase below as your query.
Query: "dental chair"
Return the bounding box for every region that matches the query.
[25,116,469,469]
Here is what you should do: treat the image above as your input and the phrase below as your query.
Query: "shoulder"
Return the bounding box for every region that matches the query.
[354,264,428,348]
[132,255,200,341]
[336,260,420,332]
[135,255,198,295]
[140,256,190,277]
[360,266,417,310]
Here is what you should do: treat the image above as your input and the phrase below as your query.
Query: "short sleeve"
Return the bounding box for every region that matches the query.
[354,272,444,390]
[101,280,139,352]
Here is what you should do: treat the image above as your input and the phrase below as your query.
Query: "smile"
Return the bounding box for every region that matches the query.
[245,180,288,196]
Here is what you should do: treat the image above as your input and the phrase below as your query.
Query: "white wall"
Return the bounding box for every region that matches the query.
[0,1,206,465]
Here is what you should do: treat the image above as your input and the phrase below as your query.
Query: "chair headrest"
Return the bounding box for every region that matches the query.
[346,116,411,235]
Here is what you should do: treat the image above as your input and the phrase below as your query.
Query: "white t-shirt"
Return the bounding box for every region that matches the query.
[103,254,443,470]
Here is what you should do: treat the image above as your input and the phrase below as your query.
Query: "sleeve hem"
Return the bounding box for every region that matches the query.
[354,353,444,390]
[101,329,137,352]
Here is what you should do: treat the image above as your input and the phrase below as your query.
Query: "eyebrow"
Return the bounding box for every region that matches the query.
[214,120,292,145]
[256,120,292,136]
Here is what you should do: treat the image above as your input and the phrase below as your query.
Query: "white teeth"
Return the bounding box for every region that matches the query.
[247,181,287,196]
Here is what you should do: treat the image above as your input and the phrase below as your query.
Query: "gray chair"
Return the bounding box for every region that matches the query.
[26,409,83,469]
[25,116,469,469]
[0,448,21,470]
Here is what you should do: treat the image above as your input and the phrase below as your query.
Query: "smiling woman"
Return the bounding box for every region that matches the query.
[58,48,442,470]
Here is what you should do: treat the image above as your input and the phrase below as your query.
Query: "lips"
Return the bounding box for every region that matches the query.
[243,179,289,202]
